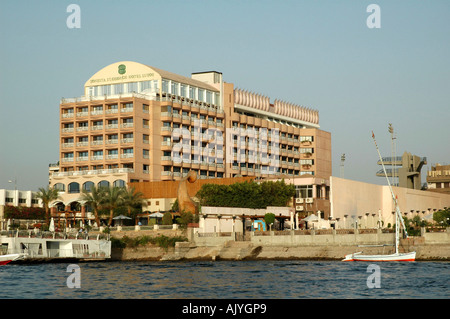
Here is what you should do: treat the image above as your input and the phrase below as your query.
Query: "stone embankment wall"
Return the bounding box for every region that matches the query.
[111,228,450,261]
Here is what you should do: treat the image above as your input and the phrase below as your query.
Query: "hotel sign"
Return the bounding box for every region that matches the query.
[88,72,156,84]
[86,62,160,86]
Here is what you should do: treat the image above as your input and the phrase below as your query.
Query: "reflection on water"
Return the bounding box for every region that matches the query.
[0,261,449,299]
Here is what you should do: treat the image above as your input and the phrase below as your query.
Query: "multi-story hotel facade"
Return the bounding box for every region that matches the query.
[49,61,331,215]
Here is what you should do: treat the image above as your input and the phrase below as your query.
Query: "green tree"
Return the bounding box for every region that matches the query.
[196,180,295,209]
[433,208,450,227]
[162,212,173,225]
[79,185,105,227]
[121,187,146,224]
[102,187,125,226]
[264,213,276,230]
[35,187,61,225]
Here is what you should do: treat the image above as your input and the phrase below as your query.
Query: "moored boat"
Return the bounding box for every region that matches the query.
[0,253,23,265]
[342,251,416,262]
[342,131,416,262]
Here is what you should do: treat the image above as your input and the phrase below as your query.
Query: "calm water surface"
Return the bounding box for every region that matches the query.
[0,260,448,299]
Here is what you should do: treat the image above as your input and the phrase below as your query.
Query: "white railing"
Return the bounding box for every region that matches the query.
[121,138,134,144]
[91,125,103,131]
[52,168,134,177]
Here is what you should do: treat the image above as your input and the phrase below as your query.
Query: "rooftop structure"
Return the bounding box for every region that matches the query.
[376,151,427,190]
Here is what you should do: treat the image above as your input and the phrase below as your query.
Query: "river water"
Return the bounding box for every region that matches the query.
[1,260,448,300]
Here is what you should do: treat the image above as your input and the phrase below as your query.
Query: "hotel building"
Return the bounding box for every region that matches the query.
[49,61,331,216]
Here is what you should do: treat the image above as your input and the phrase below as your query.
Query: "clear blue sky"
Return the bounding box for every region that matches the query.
[0,0,449,191]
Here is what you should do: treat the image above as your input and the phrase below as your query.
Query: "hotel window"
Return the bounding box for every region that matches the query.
[127,82,138,93]
[189,87,196,99]
[93,150,103,158]
[78,151,88,160]
[98,180,110,188]
[300,148,314,154]
[113,180,126,187]
[54,183,65,191]
[162,80,169,92]
[181,85,187,97]
[107,104,118,112]
[198,89,205,102]
[300,136,314,142]
[107,149,118,159]
[87,86,98,96]
[83,181,94,192]
[113,83,124,94]
[123,148,133,154]
[99,85,111,96]
[215,93,220,106]
[141,81,151,92]
[143,149,149,158]
[206,91,212,104]
[68,182,80,194]
[171,82,179,95]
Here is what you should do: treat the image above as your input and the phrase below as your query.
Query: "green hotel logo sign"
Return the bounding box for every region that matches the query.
[118,64,126,75]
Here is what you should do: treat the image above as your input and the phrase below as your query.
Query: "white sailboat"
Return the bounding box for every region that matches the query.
[342,131,416,262]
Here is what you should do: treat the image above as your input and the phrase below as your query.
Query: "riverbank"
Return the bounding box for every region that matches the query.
[110,237,450,262]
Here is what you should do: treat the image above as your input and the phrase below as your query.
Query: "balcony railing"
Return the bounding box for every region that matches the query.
[52,168,134,177]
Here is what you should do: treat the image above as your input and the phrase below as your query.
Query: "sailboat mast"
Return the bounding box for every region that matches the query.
[372,131,409,238]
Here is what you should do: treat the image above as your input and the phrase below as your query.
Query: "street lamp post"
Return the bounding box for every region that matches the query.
[340,154,346,178]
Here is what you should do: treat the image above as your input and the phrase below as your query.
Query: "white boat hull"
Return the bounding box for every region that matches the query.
[342,251,416,262]
[0,253,23,265]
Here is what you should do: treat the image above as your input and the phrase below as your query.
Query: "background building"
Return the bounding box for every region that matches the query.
[427,164,450,195]
[0,189,43,230]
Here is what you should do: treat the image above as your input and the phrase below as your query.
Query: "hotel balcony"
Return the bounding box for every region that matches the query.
[120,123,134,129]
[62,128,74,133]
[76,111,89,117]
[52,168,134,178]
[120,107,134,113]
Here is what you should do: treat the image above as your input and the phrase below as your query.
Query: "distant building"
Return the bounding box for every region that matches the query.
[0,189,43,230]
[376,151,427,190]
[427,164,450,195]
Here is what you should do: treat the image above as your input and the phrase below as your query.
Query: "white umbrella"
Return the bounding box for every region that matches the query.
[149,212,164,218]
[303,214,318,222]
[113,215,132,226]
[49,218,55,232]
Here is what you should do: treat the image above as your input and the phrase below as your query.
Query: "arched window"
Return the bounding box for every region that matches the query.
[83,181,95,192]
[53,183,65,191]
[70,202,81,211]
[113,179,126,188]
[68,182,80,194]
[54,202,65,212]
[98,180,110,188]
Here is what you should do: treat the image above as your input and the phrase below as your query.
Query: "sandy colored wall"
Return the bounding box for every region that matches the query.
[330,177,450,227]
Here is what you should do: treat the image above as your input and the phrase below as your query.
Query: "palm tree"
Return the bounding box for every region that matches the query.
[35,187,61,225]
[79,185,105,227]
[102,186,125,226]
[121,187,146,224]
